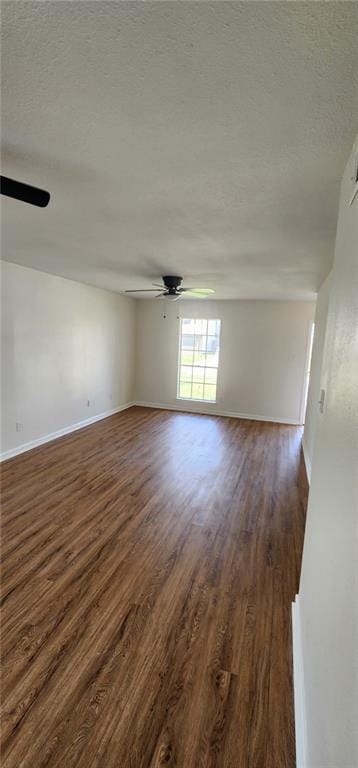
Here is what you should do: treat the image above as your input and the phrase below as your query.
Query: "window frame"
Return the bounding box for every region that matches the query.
[176,318,221,403]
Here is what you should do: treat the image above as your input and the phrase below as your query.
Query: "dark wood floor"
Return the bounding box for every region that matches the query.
[1,406,308,768]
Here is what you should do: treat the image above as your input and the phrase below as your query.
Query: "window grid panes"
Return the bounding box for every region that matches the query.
[177,318,221,402]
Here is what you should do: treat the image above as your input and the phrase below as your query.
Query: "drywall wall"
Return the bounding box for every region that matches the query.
[302,273,331,481]
[134,299,315,424]
[297,141,358,766]
[1,262,136,457]
[1,265,315,460]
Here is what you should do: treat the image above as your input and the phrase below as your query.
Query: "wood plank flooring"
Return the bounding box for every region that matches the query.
[1,406,308,767]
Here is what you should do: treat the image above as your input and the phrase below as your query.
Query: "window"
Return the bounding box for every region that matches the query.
[177,318,221,402]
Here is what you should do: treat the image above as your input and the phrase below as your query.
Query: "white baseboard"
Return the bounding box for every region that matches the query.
[0,402,135,462]
[1,400,300,462]
[292,595,308,768]
[134,401,300,425]
[302,438,311,484]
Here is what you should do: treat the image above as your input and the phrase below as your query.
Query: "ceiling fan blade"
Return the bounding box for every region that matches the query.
[125,289,161,292]
[0,176,50,207]
[183,288,215,297]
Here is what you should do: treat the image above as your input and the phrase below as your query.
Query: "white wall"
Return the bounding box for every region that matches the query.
[302,273,331,481]
[134,299,315,424]
[297,141,358,766]
[1,266,315,460]
[1,262,136,457]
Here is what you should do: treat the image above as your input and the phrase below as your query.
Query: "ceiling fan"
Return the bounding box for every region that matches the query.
[125,275,214,301]
[0,175,50,207]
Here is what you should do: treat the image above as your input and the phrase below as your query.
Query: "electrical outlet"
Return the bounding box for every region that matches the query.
[16,421,22,432]
[87,399,91,407]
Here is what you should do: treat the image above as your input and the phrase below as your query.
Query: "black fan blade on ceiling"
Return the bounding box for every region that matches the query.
[0,176,50,207]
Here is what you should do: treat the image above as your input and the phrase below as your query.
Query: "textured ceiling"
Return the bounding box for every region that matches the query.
[1,1,358,299]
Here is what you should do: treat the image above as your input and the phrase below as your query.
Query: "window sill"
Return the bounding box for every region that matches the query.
[176,397,217,404]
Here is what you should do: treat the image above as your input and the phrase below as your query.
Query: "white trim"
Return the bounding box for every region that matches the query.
[349,146,358,205]
[292,595,308,768]
[350,181,358,206]
[299,320,315,426]
[1,400,301,462]
[134,401,300,425]
[0,402,134,462]
[301,437,311,484]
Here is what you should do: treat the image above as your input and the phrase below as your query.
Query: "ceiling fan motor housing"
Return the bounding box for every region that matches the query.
[162,275,182,293]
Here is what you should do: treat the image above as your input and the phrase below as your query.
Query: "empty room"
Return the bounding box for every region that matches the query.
[1,2,357,767]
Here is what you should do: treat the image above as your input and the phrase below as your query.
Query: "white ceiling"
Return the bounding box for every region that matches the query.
[1,2,357,300]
